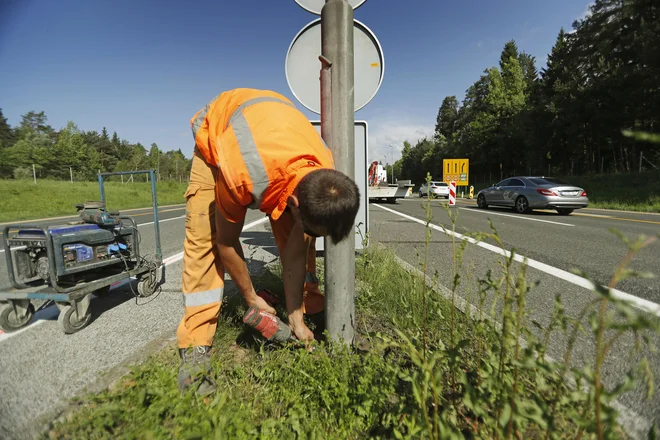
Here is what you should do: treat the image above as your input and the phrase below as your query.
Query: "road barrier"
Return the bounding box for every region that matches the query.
[469,185,474,199]
[449,181,456,206]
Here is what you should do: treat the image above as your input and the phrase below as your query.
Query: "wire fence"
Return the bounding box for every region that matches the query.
[0,164,191,184]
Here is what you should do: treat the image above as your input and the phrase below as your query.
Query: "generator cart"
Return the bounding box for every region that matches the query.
[0,170,164,334]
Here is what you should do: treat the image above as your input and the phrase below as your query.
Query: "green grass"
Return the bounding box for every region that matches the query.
[0,179,188,222]
[557,171,660,212]
[42,250,539,439]
[463,170,660,213]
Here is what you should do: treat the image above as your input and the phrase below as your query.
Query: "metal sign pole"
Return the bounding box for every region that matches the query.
[321,0,355,345]
[319,55,332,150]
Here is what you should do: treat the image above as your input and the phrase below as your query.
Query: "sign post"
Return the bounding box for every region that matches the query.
[295,0,366,14]
[287,0,384,345]
[320,0,355,345]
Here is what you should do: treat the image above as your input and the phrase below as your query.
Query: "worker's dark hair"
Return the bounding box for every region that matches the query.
[297,168,360,244]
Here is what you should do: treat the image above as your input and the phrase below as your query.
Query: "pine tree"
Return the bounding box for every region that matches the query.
[434,96,459,140]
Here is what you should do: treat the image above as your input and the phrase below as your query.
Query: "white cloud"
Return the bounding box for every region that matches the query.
[564,3,592,35]
[366,118,435,164]
[579,2,594,20]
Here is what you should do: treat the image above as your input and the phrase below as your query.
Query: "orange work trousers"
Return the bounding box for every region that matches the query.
[176,152,324,349]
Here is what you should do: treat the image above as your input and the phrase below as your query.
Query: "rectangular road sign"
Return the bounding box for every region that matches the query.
[310,120,368,252]
[443,158,469,185]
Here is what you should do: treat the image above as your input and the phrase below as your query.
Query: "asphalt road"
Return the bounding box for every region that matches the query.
[368,198,660,438]
[392,199,660,305]
[0,199,658,439]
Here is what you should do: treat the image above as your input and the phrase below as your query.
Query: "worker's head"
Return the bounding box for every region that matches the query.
[288,168,360,244]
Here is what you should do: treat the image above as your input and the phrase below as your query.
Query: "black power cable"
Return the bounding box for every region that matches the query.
[113,219,162,305]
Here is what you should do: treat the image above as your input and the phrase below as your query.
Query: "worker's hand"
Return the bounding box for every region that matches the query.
[290,320,315,344]
[246,295,276,315]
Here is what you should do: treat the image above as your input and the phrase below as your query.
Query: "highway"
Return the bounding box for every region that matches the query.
[383,199,660,306]
[0,200,658,439]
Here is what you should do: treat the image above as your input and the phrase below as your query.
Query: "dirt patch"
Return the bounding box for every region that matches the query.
[227,343,250,363]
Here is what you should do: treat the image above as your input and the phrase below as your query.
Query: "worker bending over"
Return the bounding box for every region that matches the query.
[176,88,360,395]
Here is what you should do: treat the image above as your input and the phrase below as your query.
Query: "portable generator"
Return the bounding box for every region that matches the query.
[1,170,164,335]
[7,202,139,289]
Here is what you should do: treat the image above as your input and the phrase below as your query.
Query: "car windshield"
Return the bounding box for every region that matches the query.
[431,182,447,186]
[529,178,570,186]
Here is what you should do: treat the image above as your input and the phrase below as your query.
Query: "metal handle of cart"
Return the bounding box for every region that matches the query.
[97,169,163,264]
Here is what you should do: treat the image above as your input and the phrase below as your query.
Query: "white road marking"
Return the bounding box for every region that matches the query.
[583,207,660,216]
[460,207,575,226]
[374,203,660,318]
[0,216,270,341]
[573,213,613,218]
[0,204,186,227]
[155,216,270,267]
[135,215,185,227]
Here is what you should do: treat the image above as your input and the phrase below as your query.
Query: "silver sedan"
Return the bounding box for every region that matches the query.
[476,176,589,215]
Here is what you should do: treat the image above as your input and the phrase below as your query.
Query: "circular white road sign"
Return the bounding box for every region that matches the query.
[294,0,367,15]
[285,18,385,114]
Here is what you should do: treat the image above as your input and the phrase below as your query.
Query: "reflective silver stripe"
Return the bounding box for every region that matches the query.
[191,104,209,139]
[226,97,295,130]
[191,93,222,139]
[305,272,319,284]
[231,112,271,208]
[227,97,295,208]
[183,287,224,307]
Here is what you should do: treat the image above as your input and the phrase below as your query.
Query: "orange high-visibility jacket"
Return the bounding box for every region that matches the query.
[190,88,334,223]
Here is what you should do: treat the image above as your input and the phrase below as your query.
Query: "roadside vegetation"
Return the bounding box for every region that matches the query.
[0,108,191,221]
[0,111,191,183]
[553,171,660,212]
[46,175,659,439]
[0,180,188,222]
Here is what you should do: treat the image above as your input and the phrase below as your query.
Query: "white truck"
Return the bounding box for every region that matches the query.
[367,161,414,203]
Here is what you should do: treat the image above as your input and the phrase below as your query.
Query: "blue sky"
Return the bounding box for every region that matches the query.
[0,0,591,164]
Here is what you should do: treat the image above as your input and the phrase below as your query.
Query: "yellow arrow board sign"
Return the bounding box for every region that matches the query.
[443,159,469,185]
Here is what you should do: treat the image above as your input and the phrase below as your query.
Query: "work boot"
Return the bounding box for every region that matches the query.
[178,346,216,396]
